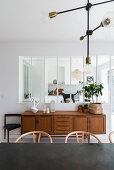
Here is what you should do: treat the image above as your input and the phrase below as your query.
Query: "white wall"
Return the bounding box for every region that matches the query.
[0,41,113,140]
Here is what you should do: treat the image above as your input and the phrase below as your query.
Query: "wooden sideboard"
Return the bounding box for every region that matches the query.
[21,111,106,135]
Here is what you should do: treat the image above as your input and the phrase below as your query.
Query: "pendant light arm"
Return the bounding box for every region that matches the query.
[57,5,86,15]
[49,5,86,18]
[92,24,102,32]
[58,0,114,15]
[80,24,102,40]
[58,0,114,14]
[92,0,114,7]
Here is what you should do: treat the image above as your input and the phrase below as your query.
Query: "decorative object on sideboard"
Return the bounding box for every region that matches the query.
[50,100,55,112]
[89,103,103,115]
[46,107,50,114]
[78,105,83,112]
[43,104,50,114]
[31,97,38,113]
[83,83,104,114]
[49,0,114,74]
[43,104,47,113]
[78,104,88,113]
[83,104,88,113]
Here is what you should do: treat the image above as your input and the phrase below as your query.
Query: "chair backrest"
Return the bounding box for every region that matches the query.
[65,131,102,143]
[15,131,53,143]
[4,114,21,125]
[109,131,114,143]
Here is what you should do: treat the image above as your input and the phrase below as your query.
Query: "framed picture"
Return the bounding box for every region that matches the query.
[87,76,94,84]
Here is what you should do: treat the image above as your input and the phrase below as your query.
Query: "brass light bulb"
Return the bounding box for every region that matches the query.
[80,36,84,40]
[86,56,91,64]
[49,12,58,18]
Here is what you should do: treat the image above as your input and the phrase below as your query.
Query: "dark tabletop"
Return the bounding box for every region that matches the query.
[0,143,114,170]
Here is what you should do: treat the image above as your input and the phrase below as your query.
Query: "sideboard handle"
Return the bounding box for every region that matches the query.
[36,119,39,124]
[57,117,70,119]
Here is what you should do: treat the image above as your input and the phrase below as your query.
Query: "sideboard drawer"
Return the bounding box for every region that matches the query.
[54,116,73,134]
[55,116,73,121]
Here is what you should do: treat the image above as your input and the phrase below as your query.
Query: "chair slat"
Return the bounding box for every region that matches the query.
[38,133,41,143]
[76,133,79,143]
[33,133,35,143]
[88,134,90,143]
[109,131,114,143]
[82,133,84,143]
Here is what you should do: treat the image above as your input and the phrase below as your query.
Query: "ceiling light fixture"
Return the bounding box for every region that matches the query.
[49,0,114,73]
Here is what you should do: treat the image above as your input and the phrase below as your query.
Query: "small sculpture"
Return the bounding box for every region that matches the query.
[31,97,38,113]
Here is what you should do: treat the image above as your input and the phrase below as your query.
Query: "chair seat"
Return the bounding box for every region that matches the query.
[4,124,21,131]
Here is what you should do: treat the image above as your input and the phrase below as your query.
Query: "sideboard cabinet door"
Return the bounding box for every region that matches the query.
[74,117,87,131]
[22,116,35,134]
[36,116,52,133]
[88,116,106,134]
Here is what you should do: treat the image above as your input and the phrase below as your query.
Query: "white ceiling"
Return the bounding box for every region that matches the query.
[0,0,114,43]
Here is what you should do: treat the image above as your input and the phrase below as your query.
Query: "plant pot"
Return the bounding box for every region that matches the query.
[83,109,88,113]
[89,103,103,114]
[78,106,83,112]
[78,109,83,112]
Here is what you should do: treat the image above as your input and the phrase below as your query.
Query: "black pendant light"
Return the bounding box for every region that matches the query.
[49,0,114,66]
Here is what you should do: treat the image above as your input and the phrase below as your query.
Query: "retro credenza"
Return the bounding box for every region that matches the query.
[21,111,106,135]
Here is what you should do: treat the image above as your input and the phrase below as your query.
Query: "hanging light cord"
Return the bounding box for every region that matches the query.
[87,0,90,58]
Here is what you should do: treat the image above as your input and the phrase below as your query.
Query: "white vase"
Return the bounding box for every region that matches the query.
[31,97,38,113]
[31,106,38,113]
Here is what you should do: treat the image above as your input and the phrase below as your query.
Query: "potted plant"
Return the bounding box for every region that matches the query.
[78,104,83,112]
[83,104,88,113]
[83,83,104,114]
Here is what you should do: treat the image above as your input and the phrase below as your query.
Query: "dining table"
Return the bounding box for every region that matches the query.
[0,143,114,170]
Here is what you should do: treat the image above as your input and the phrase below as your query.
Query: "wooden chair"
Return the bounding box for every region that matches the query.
[4,114,21,143]
[65,131,102,143]
[15,131,53,143]
[109,131,114,143]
